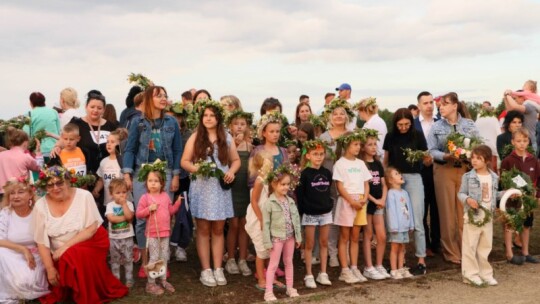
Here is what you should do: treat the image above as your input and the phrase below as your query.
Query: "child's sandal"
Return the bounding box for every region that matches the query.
[145,283,164,295]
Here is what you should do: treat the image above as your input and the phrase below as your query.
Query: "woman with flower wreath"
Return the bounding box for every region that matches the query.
[0,177,50,302]
[427,92,479,264]
[122,86,182,277]
[319,98,355,268]
[181,100,240,287]
[32,166,128,303]
[383,108,429,276]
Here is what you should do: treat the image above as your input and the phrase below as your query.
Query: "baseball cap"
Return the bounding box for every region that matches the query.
[335,83,351,91]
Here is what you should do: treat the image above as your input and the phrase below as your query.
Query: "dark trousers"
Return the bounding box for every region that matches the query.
[421,165,440,251]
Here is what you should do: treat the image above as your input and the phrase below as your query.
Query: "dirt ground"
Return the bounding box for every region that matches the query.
[114,211,540,304]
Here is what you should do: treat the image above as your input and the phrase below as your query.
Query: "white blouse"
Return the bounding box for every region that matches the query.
[0,208,35,247]
[33,188,103,251]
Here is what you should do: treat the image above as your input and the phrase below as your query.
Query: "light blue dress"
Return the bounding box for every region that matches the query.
[189,134,234,220]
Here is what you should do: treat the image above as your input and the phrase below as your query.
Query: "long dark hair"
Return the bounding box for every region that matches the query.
[502,110,524,133]
[193,106,229,165]
[388,108,421,148]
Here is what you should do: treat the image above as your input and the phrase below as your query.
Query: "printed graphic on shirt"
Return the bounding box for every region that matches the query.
[369,169,381,186]
[401,195,409,220]
[311,174,330,192]
[111,206,130,235]
[149,129,161,153]
[481,182,490,201]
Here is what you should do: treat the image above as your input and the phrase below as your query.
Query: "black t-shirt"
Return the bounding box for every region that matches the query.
[295,166,333,216]
[71,117,117,174]
[383,130,427,174]
[366,160,384,200]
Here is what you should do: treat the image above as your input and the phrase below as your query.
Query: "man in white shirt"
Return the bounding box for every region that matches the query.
[413,91,440,261]
[474,101,501,169]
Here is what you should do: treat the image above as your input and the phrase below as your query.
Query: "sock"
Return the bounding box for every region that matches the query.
[350,265,358,270]
[342,268,349,272]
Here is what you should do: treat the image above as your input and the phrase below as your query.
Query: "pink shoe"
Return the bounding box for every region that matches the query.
[133,247,141,263]
[275,267,285,278]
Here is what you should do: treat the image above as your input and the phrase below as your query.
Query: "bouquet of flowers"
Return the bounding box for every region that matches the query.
[0,115,30,133]
[446,132,483,160]
[71,173,97,189]
[498,168,539,232]
[27,129,48,152]
[401,148,429,165]
[192,159,225,180]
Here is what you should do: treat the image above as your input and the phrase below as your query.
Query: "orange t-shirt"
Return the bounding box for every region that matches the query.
[60,147,87,176]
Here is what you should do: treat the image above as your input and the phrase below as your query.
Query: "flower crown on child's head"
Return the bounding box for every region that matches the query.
[137,159,168,182]
[196,99,225,120]
[308,114,326,130]
[35,165,75,189]
[256,111,286,140]
[336,131,366,147]
[302,139,328,154]
[265,163,301,190]
[358,128,379,141]
[225,109,254,126]
[322,98,355,123]
[283,139,298,148]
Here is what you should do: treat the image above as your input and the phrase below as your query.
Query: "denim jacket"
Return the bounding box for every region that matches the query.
[427,114,479,162]
[458,169,502,214]
[262,194,302,249]
[122,115,182,175]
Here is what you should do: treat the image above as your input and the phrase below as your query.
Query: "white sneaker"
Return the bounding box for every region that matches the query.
[483,277,498,286]
[463,276,483,286]
[200,269,217,287]
[351,268,368,282]
[375,265,391,278]
[304,275,317,288]
[264,292,277,302]
[286,288,299,298]
[225,259,240,275]
[214,268,227,285]
[175,247,187,262]
[238,260,252,276]
[363,266,386,280]
[312,257,320,265]
[339,268,360,284]
[329,255,339,267]
[400,267,414,278]
[390,269,403,280]
[316,272,332,286]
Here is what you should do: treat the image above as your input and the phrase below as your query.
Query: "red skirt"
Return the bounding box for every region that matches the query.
[40,226,129,304]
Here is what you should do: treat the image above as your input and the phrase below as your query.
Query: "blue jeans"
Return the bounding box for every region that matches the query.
[133,169,174,248]
[403,173,426,258]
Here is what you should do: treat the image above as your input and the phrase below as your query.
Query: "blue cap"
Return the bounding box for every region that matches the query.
[335,83,351,91]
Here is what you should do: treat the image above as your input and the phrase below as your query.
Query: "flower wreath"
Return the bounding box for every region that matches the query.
[4,175,36,193]
[467,204,492,228]
[196,99,226,120]
[137,159,168,183]
[354,97,377,111]
[265,163,301,190]
[225,109,254,127]
[322,98,355,125]
[336,131,366,147]
[358,128,379,140]
[308,114,326,131]
[401,148,429,165]
[0,115,31,133]
[127,72,154,90]
[35,165,76,189]
[256,111,286,140]
[477,107,497,118]
[168,102,194,116]
[498,168,539,232]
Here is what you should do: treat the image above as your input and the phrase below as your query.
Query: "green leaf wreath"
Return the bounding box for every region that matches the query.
[137,159,168,183]
[402,148,429,165]
[127,73,154,90]
[0,115,30,133]
[27,129,48,152]
[498,168,539,231]
[467,204,492,228]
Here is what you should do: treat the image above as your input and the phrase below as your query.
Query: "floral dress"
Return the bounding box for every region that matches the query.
[189,134,234,220]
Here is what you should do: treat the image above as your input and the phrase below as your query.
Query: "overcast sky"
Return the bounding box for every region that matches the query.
[1,0,540,120]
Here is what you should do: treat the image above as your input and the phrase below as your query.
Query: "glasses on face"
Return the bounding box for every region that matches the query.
[156,94,168,99]
[46,180,65,189]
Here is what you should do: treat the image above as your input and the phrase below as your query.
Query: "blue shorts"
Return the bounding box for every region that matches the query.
[388,231,409,243]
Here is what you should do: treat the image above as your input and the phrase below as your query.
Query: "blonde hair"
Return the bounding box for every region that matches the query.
[327,107,351,130]
[384,166,400,187]
[110,128,128,141]
[249,150,273,179]
[62,123,80,136]
[108,178,128,195]
[356,97,379,115]
[60,87,80,109]
[1,179,36,209]
[512,127,530,140]
[524,80,537,93]
[220,95,243,111]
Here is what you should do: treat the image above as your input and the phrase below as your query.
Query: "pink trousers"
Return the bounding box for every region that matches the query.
[266,237,295,292]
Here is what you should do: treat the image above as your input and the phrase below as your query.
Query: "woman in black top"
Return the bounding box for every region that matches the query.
[382,108,429,275]
[496,111,524,160]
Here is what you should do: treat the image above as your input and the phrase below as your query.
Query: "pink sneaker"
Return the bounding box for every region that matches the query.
[138,266,147,278]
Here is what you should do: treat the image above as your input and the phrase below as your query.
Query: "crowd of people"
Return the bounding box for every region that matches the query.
[0,79,539,302]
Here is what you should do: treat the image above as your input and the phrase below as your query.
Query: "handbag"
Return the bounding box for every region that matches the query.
[143,207,166,279]
[209,155,234,190]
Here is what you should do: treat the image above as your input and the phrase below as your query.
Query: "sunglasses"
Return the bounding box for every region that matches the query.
[46,180,65,189]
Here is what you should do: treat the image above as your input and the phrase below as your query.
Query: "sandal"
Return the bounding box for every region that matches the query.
[162,281,175,293]
[254,283,266,292]
[145,283,164,295]
[273,281,287,290]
